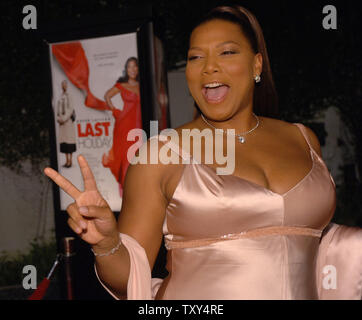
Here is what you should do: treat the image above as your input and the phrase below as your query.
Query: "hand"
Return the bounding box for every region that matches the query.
[44,155,119,249]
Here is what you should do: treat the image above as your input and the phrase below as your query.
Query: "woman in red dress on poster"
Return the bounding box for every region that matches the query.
[102,57,142,197]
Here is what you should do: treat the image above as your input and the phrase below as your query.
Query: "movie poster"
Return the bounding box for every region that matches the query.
[49,32,141,211]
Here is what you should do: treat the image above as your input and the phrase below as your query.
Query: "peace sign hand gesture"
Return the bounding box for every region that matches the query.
[44,155,119,252]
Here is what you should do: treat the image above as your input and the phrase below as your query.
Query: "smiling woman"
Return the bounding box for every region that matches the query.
[188,6,278,119]
[43,4,362,300]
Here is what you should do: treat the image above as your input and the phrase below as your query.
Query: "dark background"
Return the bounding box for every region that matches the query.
[1,0,361,299]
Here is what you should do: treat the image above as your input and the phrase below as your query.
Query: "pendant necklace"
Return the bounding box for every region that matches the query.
[201,112,260,144]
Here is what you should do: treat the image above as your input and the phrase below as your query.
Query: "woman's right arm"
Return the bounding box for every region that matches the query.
[104,86,121,110]
[94,143,169,298]
[44,140,170,299]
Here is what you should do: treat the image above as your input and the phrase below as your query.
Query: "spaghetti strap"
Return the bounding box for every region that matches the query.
[293,123,336,189]
[293,123,315,155]
[149,134,194,163]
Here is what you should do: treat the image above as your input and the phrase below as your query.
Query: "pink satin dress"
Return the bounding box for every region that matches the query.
[154,123,337,299]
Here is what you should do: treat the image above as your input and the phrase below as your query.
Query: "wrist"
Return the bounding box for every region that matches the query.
[92,234,121,256]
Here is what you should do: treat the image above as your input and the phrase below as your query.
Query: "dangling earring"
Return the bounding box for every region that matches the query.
[254,75,261,83]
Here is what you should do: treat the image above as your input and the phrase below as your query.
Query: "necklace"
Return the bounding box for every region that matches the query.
[201,112,259,143]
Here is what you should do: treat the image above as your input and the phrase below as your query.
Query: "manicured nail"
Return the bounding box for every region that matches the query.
[79,206,88,214]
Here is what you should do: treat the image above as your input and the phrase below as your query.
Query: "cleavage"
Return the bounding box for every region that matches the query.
[203,149,314,196]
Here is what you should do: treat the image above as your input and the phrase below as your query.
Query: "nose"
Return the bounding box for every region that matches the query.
[202,56,219,75]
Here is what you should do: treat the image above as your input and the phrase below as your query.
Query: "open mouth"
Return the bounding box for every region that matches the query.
[201,82,230,104]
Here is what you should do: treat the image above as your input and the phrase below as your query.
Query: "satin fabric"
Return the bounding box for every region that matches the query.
[316,223,362,299]
[95,224,362,300]
[102,83,142,194]
[155,123,336,299]
[52,42,110,111]
[94,233,163,300]
[95,123,361,299]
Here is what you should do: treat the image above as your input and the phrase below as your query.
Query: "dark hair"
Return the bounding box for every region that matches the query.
[190,5,278,118]
[117,57,139,83]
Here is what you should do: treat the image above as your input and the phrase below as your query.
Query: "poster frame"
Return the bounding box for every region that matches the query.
[41,7,159,299]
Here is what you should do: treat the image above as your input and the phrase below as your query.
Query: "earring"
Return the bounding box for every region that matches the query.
[254,75,261,83]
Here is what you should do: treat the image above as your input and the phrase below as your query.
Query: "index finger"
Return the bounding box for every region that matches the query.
[44,167,81,199]
[78,155,98,191]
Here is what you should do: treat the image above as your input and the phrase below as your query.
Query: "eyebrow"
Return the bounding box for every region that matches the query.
[189,41,241,51]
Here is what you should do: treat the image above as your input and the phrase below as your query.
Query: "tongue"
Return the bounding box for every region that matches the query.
[205,85,229,101]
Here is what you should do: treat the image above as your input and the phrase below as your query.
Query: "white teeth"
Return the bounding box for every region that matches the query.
[204,82,224,88]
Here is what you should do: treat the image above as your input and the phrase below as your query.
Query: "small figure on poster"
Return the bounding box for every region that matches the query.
[57,80,77,168]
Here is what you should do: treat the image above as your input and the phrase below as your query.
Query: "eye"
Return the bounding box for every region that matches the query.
[221,50,236,55]
[188,55,202,61]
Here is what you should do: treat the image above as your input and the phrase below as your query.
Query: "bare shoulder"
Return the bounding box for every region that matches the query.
[299,124,322,157]
[127,130,187,194]
[118,81,128,89]
[126,140,169,191]
[260,116,322,157]
[258,116,296,135]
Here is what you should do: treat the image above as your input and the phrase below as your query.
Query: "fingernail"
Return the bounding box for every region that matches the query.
[80,221,87,229]
[79,206,88,214]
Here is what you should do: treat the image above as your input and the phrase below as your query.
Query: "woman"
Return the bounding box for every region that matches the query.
[102,57,142,197]
[45,6,337,299]
[57,80,76,168]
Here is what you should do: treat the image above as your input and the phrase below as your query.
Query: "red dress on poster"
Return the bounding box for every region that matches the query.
[102,83,142,197]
